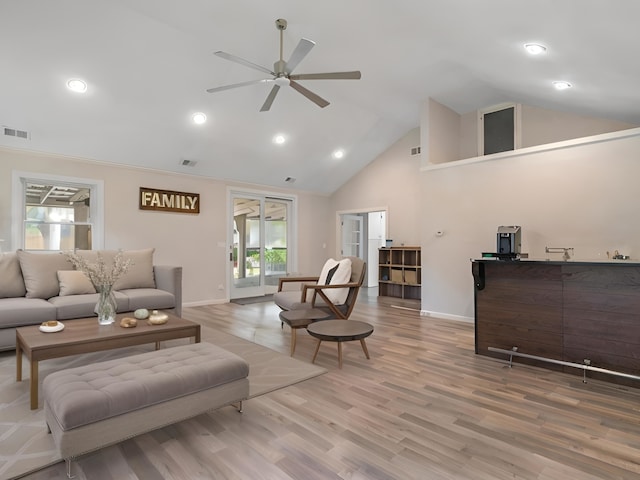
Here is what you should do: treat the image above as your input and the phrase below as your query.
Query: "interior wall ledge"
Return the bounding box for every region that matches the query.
[420,126,640,173]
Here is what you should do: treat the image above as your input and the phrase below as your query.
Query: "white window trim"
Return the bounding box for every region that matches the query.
[477,103,522,156]
[11,170,104,251]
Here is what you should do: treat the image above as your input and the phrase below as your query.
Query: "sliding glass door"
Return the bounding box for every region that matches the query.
[230,191,293,299]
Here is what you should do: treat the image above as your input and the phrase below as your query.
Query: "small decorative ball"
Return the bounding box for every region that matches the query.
[134,309,149,319]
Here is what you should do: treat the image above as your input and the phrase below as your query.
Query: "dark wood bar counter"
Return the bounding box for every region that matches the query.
[472,259,640,385]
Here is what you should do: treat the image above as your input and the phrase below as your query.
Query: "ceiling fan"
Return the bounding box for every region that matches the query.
[206,18,361,112]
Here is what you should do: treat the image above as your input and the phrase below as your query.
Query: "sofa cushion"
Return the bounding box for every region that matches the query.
[0,297,57,328]
[17,250,73,299]
[57,270,96,296]
[0,252,27,298]
[273,289,332,311]
[122,288,175,312]
[76,249,156,290]
[115,249,156,290]
[48,291,129,320]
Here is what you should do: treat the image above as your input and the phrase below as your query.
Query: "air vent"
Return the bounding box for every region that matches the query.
[410,146,421,156]
[3,126,30,139]
[179,159,197,167]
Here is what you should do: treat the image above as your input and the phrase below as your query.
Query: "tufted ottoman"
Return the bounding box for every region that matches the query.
[43,342,249,477]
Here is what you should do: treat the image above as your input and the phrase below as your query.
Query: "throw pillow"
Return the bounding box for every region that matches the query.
[325,264,340,284]
[317,258,352,304]
[57,270,97,296]
[17,250,74,299]
[113,248,156,290]
[0,252,27,298]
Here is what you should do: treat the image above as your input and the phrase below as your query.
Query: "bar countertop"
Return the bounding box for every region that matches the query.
[473,257,640,266]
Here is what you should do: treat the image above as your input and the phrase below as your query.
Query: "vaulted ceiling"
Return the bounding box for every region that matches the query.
[2,1,639,194]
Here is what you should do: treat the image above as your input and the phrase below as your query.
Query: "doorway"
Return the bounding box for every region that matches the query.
[338,209,386,288]
[229,191,294,299]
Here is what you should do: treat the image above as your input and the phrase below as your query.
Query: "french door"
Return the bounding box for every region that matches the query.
[229,191,293,299]
[341,214,364,258]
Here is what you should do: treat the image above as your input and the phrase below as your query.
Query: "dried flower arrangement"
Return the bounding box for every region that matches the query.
[64,250,133,325]
[65,250,132,288]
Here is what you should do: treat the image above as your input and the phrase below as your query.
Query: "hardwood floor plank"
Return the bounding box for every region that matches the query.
[20,294,640,479]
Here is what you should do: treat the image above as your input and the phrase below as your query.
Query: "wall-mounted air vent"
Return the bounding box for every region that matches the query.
[179,159,197,167]
[3,126,30,139]
[410,146,421,156]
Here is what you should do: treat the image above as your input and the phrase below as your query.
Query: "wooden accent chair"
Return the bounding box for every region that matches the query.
[274,257,366,355]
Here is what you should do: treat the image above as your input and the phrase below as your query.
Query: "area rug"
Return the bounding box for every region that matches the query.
[229,294,274,305]
[0,325,326,479]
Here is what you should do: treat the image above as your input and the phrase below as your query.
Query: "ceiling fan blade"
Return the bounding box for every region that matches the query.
[214,51,275,76]
[260,85,281,112]
[206,78,272,93]
[285,38,315,74]
[289,80,329,108]
[289,71,362,81]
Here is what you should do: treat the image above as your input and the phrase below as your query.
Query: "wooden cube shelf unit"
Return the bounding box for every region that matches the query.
[378,247,421,300]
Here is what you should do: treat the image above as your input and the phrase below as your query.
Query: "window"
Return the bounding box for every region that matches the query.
[12,172,104,251]
[478,103,521,156]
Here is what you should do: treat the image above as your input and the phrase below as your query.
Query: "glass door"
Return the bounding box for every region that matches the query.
[264,197,290,291]
[230,192,292,299]
[231,194,263,298]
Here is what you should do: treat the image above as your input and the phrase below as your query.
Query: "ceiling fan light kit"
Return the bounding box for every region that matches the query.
[207,19,361,111]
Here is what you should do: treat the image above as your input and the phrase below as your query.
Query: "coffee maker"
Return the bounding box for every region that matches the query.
[497,225,521,255]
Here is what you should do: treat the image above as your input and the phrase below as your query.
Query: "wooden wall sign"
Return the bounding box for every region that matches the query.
[139,187,200,214]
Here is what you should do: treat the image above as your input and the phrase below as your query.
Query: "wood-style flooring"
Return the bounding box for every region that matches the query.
[20,291,640,479]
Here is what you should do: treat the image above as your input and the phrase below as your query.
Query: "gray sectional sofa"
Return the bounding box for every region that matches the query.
[0,248,182,351]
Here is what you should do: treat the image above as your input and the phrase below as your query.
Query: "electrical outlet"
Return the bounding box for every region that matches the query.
[218,284,224,291]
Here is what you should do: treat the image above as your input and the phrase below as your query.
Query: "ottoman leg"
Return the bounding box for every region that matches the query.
[66,458,75,478]
[360,338,370,359]
[338,342,343,369]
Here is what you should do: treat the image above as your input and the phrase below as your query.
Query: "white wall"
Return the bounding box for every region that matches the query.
[330,128,422,257]
[420,128,640,321]
[449,102,637,163]
[0,147,331,305]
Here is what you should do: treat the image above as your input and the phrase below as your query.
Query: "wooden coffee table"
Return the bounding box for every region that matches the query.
[16,312,200,409]
[307,319,373,368]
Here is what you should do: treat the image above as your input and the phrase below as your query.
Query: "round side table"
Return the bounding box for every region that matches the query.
[306,320,374,368]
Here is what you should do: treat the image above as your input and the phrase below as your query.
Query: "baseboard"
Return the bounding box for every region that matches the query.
[183,299,229,308]
[420,310,474,323]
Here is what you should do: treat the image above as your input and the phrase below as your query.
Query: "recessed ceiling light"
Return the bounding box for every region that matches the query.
[66,79,87,93]
[192,112,207,124]
[524,43,547,55]
[332,149,345,159]
[273,134,286,144]
[553,81,572,90]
